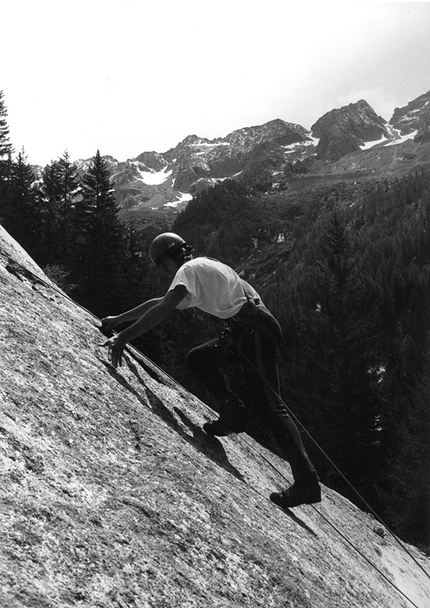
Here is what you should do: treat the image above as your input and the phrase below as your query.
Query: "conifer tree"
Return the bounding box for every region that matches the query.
[0,90,13,162]
[0,90,14,224]
[7,150,41,256]
[57,151,80,262]
[39,161,62,264]
[39,151,80,266]
[119,223,152,310]
[72,150,124,316]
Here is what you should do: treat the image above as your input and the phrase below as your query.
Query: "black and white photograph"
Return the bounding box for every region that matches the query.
[1,1,429,607]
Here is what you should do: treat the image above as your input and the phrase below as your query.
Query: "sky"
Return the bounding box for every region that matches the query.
[2,0,430,167]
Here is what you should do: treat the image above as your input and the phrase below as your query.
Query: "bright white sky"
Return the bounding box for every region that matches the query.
[2,0,430,166]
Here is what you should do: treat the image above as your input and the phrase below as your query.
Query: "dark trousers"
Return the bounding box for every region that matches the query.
[187,309,317,486]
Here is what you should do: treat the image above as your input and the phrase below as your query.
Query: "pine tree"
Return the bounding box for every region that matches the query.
[56,151,80,263]
[7,150,41,256]
[39,151,80,266]
[39,162,62,264]
[72,150,124,316]
[0,90,14,224]
[0,90,13,161]
[119,223,153,310]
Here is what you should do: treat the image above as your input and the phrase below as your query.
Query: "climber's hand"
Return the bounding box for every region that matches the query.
[102,334,126,368]
[100,316,120,337]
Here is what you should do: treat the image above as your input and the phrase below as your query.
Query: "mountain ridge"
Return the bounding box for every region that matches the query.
[31,90,430,218]
[116,89,430,214]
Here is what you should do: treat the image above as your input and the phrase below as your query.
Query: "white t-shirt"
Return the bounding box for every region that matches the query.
[168,257,261,319]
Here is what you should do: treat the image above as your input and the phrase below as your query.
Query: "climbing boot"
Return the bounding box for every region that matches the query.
[203,397,247,436]
[270,480,321,509]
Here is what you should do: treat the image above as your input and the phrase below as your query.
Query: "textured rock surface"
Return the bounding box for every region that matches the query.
[390,90,430,142]
[1,225,429,608]
[311,100,390,161]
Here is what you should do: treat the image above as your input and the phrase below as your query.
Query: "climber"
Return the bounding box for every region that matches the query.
[101,232,320,509]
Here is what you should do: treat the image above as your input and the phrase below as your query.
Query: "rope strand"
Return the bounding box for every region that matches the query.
[239,434,423,608]
[230,340,430,582]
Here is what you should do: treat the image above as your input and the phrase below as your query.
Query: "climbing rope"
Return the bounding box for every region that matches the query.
[230,341,430,582]
[239,433,424,608]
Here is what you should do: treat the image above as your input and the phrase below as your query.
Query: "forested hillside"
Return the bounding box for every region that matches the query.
[1,90,429,551]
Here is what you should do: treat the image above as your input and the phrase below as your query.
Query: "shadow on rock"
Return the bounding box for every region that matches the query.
[101,356,245,483]
[98,358,149,411]
[272,503,319,536]
[144,388,245,482]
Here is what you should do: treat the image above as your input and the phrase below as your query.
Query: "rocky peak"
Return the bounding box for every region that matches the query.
[166,119,309,161]
[164,134,216,163]
[311,100,390,161]
[162,119,312,193]
[133,151,168,172]
[389,90,430,143]
[223,119,310,151]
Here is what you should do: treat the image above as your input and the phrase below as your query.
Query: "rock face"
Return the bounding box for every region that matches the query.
[160,119,312,193]
[1,224,429,607]
[390,90,430,143]
[311,100,390,161]
[100,119,316,213]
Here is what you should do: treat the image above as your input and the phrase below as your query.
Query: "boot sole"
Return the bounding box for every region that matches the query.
[270,491,321,509]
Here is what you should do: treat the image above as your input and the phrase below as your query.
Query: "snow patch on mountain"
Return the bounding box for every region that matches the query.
[164,192,193,208]
[385,130,418,147]
[136,167,172,185]
[360,135,390,150]
[282,137,317,152]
